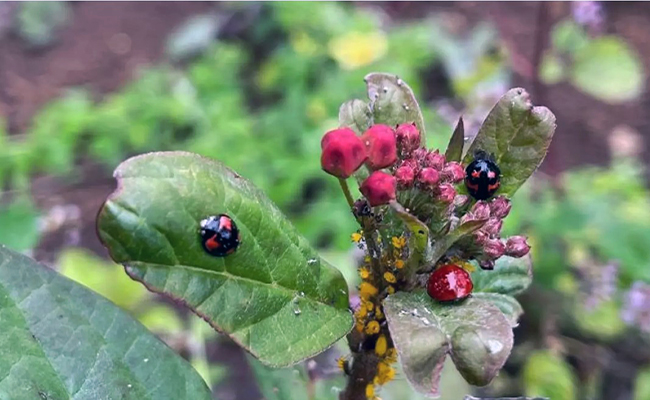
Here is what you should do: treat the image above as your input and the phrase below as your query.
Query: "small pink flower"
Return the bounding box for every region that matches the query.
[490,196,512,219]
[484,239,506,259]
[471,200,491,221]
[320,128,367,179]
[425,150,446,170]
[361,124,397,170]
[483,218,503,236]
[395,122,421,154]
[442,162,465,183]
[395,164,416,188]
[437,183,456,203]
[418,167,440,187]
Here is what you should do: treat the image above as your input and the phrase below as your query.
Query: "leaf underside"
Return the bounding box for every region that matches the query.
[97,151,353,367]
[0,245,212,400]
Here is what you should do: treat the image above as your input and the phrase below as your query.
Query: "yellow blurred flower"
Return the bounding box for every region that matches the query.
[328,31,388,70]
[291,31,319,56]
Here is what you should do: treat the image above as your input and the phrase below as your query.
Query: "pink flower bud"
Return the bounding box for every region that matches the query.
[505,236,530,258]
[418,167,440,187]
[473,230,488,245]
[442,162,465,183]
[361,124,397,170]
[395,164,416,188]
[471,200,491,221]
[320,128,367,179]
[454,194,470,208]
[360,171,397,206]
[425,150,446,170]
[484,238,506,259]
[412,148,428,163]
[437,183,456,203]
[483,218,503,236]
[490,196,512,219]
[395,123,421,154]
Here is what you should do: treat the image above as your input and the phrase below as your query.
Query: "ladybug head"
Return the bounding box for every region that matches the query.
[473,150,496,163]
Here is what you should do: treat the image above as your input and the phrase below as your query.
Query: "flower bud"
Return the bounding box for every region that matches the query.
[484,238,506,259]
[442,162,465,183]
[471,200,491,221]
[395,122,421,154]
[412,148,428,163]
[454,194,470,208]
[395,164,416,188]
[473,230,488,245]
[425,150,446,170]
[361,124,397,170]
[505,236,530,258]
[417,167,440,187]
[320,128,367,178]
[490,196,512,219]
[360,171,397,206]
[437,183,456,203]
[483,218,503,236]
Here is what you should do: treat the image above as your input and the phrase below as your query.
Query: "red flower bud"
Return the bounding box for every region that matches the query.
[361,124,397,170]
[395,123,421,154]
[360,171,396,206]
[471,200,491,221]
[505,236,530,258]
[320,128,367,179]
[418,167,440,187]
[425,150,446,170]
[484,239,506,259]
[490,196,512,219]
[442,162,465,183]
[483,218,503,236]
[437,183,456,203]
[395,165,416,188]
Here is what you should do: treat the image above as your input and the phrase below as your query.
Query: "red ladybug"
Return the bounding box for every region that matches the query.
[427,264,473,302]
[199,214,241,257]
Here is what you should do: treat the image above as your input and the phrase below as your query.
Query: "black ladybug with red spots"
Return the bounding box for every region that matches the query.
[464,151,501,200]
[200,214,241,257]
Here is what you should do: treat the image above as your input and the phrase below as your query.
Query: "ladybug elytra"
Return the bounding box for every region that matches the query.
[427,264,473,302]
[199,214,241,257]
[464,152,501,200]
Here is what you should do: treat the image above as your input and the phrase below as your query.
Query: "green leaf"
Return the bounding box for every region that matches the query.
[571,36,644,104]
[0,198,40,252]
[248,356,309,400]
[572,300,625,340]
[445,116,465,162]
[364,73,426,146]
[551,20,588,54]
[471,254,533,296]
[338,99,371,135]
[427,220,486,266]
[540,52,566,84]
[0,245,212,400]
[97,152,353,367]
[634,366,650,400]
[471,293,523,327]
[523,351,577,400]
[383,291,514,396]
[463,88,556,197]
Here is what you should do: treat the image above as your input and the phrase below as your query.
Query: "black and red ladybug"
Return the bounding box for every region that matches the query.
[199,214,241,257]
[464,152,501,200]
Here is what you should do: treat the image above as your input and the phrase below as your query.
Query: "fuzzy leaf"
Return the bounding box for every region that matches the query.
[97,152,353,367]
[365,73,426,147]
[384,291,514,396]
[471,293,523,327]
[0,245,212,400]
[463,88,556,197]
[472,254,533,296]
[338,99,371,135]
[445,117,465,162]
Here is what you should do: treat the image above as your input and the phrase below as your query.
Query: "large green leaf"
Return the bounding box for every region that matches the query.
[463,88,556,197]
[571,36,644,104]
[0,245,211,400]
[365,73,426,146]
[523,351,577,400]
[471,254,533,296]
[383,291,514,396]
[97,152,353,367]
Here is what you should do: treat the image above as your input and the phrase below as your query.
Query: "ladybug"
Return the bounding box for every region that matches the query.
[199,214,241,257]
[427,264,473,302]
[464,152,501,200]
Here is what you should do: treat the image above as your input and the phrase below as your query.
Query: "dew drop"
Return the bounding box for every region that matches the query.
[382,86,388,93]
[411,308,420,317]
[402,103,409,111]
[307,258,318,266]
[423,307,432,315]
[398,310,408,316]
[143,358,149,363]
[396,78,404,86]
[420,317,431,326]
[464,136,470,142]
[127,384,132,389]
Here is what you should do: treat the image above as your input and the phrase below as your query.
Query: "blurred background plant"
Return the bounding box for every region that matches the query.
[1,2,649,399]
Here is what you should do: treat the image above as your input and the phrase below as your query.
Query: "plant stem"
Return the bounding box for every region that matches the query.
[338,178,356,210]
[340,343,379,400]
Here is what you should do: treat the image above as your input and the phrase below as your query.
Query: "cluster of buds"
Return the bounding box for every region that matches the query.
[459,197,530,269]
